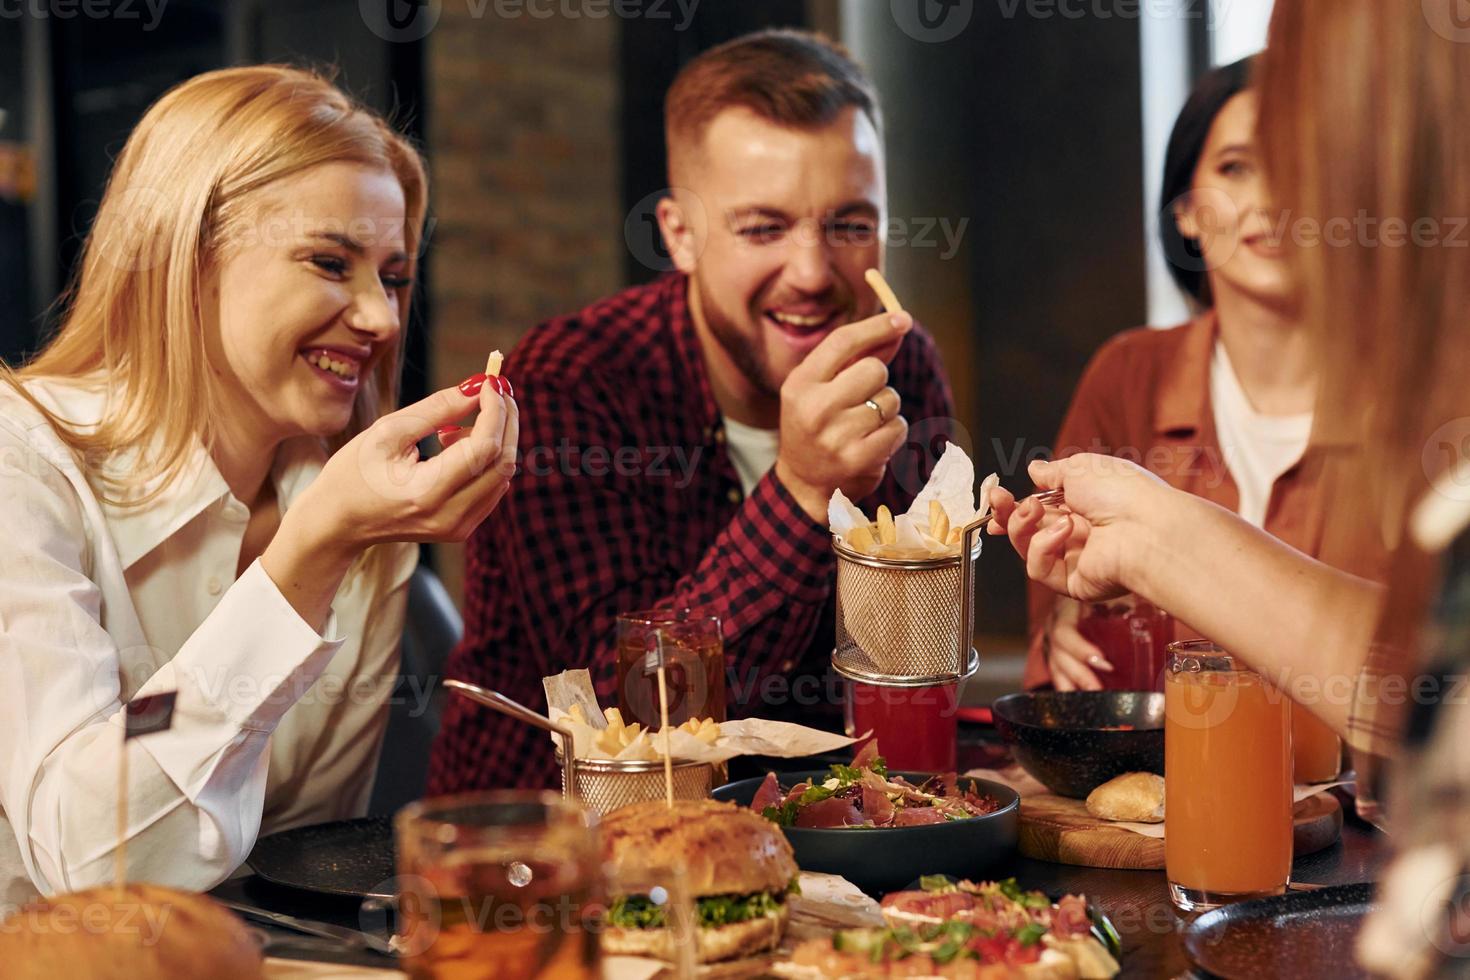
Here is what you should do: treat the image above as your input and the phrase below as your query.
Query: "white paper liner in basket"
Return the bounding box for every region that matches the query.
[542,670,862,763]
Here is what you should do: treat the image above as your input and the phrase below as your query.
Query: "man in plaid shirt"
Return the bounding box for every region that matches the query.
[428,29,956,790]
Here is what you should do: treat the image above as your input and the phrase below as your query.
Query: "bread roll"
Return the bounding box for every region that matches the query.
[0,883,264,979]
[1086,772,1165,823]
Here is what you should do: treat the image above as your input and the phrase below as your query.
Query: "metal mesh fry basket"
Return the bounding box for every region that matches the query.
[559,754,716,816]
[833,521,983,681]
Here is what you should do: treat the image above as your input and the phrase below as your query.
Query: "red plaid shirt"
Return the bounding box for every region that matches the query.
[427,273,955,790]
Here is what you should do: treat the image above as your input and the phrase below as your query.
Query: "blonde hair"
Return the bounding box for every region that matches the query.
[1258,1,1470,529]
[5,64,428,504]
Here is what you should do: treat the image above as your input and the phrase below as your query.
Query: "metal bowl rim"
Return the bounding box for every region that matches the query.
[991,691,1166,733]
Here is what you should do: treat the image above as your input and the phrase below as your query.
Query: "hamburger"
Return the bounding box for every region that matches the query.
[601,799,798,964]
[0,883,264,979]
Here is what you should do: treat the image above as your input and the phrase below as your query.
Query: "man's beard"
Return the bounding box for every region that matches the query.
[696,283,781,400]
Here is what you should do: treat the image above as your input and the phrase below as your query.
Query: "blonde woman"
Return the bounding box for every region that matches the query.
[0,66,516,904]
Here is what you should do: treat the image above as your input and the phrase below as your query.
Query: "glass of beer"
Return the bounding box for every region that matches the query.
[394,792,601,980]
[1165,641,1293,912]
[1078,595,1175,691]
[616,610,725,730]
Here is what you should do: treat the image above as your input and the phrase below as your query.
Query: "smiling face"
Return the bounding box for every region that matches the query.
[1174,92,1294,310]
[660,106,886,406]
[203,162,411,444]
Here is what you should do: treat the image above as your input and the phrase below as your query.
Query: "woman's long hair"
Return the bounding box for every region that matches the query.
[1258,1,1469,535]
[5,65,428,504]
[1257,2,1470,683]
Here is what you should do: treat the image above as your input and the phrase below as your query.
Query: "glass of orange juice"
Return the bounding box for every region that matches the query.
[1165,641,1293,911]
[1292,704,1342,784]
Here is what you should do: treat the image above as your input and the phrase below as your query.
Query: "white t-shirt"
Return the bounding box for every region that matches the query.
[722,417,780,497]
[1209,341,1314,527]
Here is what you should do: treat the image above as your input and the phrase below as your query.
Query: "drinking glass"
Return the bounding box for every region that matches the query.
[616,610,725,730]
[1292,703,1343,784]
[1077,595,1174,691]
[394,792,601,980]
[1165,641,1293,912]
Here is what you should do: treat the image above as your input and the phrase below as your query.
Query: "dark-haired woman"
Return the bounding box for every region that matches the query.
[1024,57,1388,692]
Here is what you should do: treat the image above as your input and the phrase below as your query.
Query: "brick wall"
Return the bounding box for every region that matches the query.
[426,7,624,604]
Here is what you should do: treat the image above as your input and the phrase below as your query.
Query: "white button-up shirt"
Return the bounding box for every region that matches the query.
[0,377,417,909]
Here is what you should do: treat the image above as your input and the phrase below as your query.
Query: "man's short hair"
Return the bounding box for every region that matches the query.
[665,29,882,179]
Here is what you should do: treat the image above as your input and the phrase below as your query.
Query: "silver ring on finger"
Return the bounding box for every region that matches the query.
[864,398,887,426]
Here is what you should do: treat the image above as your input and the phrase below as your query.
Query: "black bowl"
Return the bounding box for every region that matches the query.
[711,770,1019,896]
[991,691,1165,799]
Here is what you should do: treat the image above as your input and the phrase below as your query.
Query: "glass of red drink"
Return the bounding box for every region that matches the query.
[844,679,962,772]
[1077,596,1175,691]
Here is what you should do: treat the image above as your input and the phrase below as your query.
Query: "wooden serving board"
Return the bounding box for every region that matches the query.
[1018,792,1343,870]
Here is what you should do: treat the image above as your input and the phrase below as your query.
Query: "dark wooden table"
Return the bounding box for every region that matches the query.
[219,724,1385,978]
[217,790,1383,978]
[1004,789,1384,978]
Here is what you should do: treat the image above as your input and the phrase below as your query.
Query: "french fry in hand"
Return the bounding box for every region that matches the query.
[865,268,905,315]
[929,500,950,544]
[485,350,504,377]
[877,505,897,545]
[847,524,878,554]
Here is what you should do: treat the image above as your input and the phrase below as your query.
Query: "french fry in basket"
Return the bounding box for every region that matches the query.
[877,505,897,545]
[929,500,950,544]
[847,524,878,554]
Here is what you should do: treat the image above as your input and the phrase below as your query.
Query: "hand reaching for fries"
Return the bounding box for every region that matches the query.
[774,312,914,524]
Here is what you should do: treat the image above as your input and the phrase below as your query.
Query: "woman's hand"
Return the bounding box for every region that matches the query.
[987,454,1169,604]
[262,373,517,627]
[1044,597,1111,691]
[316,373,519,550]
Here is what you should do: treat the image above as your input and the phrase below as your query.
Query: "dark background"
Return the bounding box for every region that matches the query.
[0,0,1215,655]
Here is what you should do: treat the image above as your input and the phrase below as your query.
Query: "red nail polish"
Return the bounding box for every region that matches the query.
[437,425,462,440]
[459,373,487,397]
[500,377,514,398]
[487,376,507,396]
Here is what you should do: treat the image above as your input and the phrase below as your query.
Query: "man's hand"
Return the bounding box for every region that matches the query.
[775,312,912,523]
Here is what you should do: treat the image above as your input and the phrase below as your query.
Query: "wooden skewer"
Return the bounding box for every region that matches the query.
[657,664,674,808]
[865,268,905,315]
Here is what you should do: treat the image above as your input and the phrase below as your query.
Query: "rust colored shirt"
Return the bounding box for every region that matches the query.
[1023,311,1390,689]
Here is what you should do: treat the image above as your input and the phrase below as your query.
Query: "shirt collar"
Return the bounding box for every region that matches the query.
[100,435,328,570]
[21,377,332,570]
[1152,307,1359,449]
